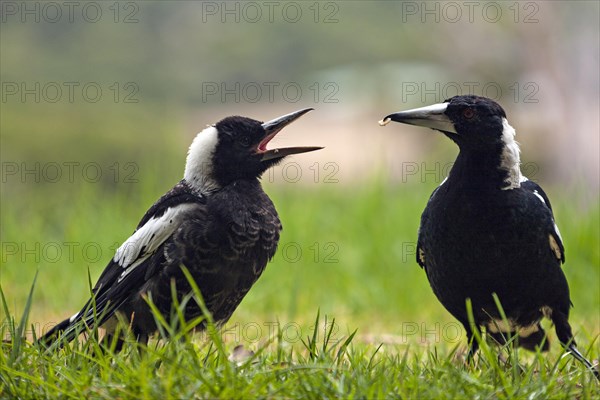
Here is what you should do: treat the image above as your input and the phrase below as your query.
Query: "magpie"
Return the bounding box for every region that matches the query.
[379,95,598,378]
[39,108,321,349]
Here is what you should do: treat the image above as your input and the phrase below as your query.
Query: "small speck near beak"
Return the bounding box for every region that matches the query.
[378,118,391,126]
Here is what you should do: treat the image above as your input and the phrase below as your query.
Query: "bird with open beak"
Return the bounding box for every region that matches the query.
[40,108,322,350]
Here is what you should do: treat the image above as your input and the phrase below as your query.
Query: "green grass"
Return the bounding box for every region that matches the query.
[1,178,599,398]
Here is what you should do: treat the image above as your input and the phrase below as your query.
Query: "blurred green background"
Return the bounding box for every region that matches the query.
[1,1,598,347]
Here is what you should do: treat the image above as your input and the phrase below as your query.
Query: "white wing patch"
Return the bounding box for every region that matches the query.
[532,190,546,205]
[553,223,563,243]
[113,204,196,282]
[531,189,563,258]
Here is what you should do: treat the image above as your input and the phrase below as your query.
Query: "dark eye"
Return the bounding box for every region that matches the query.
[239,136,251,147]
[463,108,475,119]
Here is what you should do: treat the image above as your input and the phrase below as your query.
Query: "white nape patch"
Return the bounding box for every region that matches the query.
[440,176,448,186]
[549,234,562,260]
[184,126,221,194]
[533,190,546,205]
[499,118,524,190]
[69,312,80,323]
[113,204,196,282]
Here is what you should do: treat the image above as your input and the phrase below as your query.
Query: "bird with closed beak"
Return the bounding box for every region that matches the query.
[40,108,321,349]
[380,95,598,379]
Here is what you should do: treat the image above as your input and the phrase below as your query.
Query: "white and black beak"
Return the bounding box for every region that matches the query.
[379,102,457,134]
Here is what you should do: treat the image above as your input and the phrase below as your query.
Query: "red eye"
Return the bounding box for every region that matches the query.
[463,108,475,119]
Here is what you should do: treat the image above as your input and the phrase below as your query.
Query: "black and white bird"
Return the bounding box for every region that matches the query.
[380,95,598,377]
[40,108,321,348]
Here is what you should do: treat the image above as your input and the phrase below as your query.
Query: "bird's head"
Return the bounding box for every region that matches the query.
[184,108,321,193]
[379,95,523,189]
[379,95,509,148]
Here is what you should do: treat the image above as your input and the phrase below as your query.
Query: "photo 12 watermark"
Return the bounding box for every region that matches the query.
[392,161,540,184]
[276,241,340,264]
[1,240,340,266]
[199,1,340,24]
[1,82,140,104]
[1,162,139,184]
[1,1,140,24]
[266,161,340,184]
[201,81,339,104]
[400,240,551,264]
[398,82,539,104]
[1,241,108,265]
[398,1,540,24]
[9,318,344,345]
[10,318,465,346]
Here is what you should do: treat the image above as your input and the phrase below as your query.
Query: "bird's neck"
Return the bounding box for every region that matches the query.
[184,168,221,195]
[210,178,268,205]
[449,119,524,191]
[184,174,263,196]
[449,148,523,191]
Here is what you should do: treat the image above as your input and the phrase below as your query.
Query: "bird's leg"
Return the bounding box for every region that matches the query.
[137,333,149,346]
[552,310,599,380]
[464,325,481,363]
[97,331,149,359]
[101,333,125,353]
[566,344,599,380]
[496,342,527,376]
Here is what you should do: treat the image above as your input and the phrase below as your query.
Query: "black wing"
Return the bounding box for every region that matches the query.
[40,180,206,344]
[521,179,565,263]
[416,183,444,270]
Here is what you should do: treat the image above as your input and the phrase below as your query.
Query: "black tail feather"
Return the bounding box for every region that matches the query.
[37,295,125,350]
[464,324,480,362]
[37,317,75,347]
